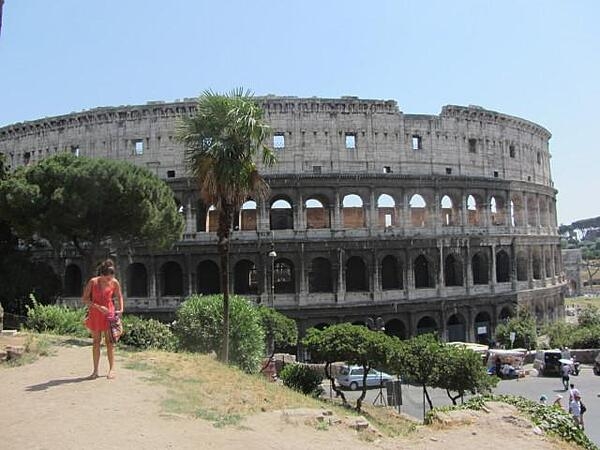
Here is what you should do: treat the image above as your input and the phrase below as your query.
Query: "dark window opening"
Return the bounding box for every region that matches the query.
[444,254,463,286]
[309,258,332,293]
[416,316,438,336]
[127,263,148,297]
[381,255,401,290]
[494,171,499,178]
[496,250,510,283]
[162,261,183,296]
[509,145,515,158]
[346,256,367,291]
[274,260,295,294]
[312,165,322,174]
[234,260,258,294]
[64,264,83,296]
[468,138,477,153]
[414,254,434,288]
[446,167,452,175]
[537,152,541,164]
[197,260,220,294]
[167,170,176,178]
[517,255,528,281]
[472,253,489,285]
[383,166,392,174]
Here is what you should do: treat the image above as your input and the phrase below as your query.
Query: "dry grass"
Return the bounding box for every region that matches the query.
[565,295,600,308]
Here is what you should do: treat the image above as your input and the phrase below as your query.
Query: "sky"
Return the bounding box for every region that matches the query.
[0,0,597,225]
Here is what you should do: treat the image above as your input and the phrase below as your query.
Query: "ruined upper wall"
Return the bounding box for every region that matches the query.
[0,96,553,187]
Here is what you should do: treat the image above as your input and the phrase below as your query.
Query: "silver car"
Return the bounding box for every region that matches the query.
[336,365,394,390]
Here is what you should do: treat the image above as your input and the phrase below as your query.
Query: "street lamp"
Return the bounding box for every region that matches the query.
[366,316,386,406]
[268,246,277,307]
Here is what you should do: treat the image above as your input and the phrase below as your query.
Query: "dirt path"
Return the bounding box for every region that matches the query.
[0,342,576,450]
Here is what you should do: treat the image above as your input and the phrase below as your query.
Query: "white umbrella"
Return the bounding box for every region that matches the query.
[559,358,573,365]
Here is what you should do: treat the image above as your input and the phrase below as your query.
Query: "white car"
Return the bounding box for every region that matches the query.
[336,365,394,390]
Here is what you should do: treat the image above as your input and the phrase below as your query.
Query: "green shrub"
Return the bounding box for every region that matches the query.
[279,363,323,395]
[173,294,265,373]
[542,321,577,349]
[495,310,537,349]
[25,299,87,337]
[570,325,600,349]
[120,315,176,351]
[426,395,597,450]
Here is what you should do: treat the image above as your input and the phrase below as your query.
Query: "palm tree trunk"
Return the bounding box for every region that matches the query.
[218,207,232,364]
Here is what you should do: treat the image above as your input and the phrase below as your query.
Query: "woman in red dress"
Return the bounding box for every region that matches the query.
[82,259,124,379]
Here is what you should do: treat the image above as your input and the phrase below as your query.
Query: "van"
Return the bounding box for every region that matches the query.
[533,349,570,376]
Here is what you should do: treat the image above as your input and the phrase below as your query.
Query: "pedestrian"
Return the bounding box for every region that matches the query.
[82,259,124,380]
[569,383,581,401]
[495,356,502,378]
[539,394,548,405]
[553,394,563,409]
[569,393,584,429]
[561,362,571,390]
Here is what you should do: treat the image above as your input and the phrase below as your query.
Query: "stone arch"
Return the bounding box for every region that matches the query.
[510,196,523,227]
[490,195,506,226]
[416,316,438,335]
[444,253,463,286]
[197,260,220,294]
[385,319,407,340]
[414,254,435,289]
[535,304,544,325]
[127,263,148,297]
[206,205,218,232]
[409,194,427,227]
[440,194,457,226]
[472,251,490,285]
[239,200,257,231]
[234,259,258,294]
[64,264,83,296]
[305,197,330,229]
[30,262,61,303]
[447,313,467,342]
[346,256,368,291]
[527,195,537,226]
[532,249,542,280]
[274,258,295,294]
[309,257,332,293]
[196,200,208,232]
[474,311,492,344]
[342,194,365,229]
[495,250,510,283]
[539,198,549,227]
[381,255,401,290]
[270,198,294,230]
[161,261,183,296]
[377,193,396,228]
[467,194,483,226]
[544,249,554,278]
[499,306,514,322]
[517,252,528,281]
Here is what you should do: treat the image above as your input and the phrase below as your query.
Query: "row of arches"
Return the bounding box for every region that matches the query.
[62,247,558,298]
[188,191,556,232]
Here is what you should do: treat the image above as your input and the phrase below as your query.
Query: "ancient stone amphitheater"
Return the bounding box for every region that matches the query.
[0,96,564,343]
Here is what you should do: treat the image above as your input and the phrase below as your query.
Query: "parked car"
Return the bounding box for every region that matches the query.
[533,349,570,376]
[335,365,394,390]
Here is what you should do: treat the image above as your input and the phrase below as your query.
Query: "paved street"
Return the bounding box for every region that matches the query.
[337,364,600,445]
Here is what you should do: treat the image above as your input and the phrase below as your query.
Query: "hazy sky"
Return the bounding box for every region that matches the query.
[0,1,597,224]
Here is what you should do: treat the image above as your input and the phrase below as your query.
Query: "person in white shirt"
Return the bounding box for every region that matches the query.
[561,363,571,390]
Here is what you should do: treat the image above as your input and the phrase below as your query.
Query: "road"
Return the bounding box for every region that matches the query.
[337,364,600,445]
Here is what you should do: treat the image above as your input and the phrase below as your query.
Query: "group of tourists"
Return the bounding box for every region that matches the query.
[541,382,586,429]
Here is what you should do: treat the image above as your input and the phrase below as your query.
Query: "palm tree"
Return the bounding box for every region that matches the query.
[177,88,276,364]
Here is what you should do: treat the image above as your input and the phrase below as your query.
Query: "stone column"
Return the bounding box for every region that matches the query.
[433,191,441,234]
[490,244,497,293]
[406,251,414,300]
[465,244,473,295]
[257,200,269,232]
[186,253,193,296]
[332,191,342,230]
[527,246,534,290]
[372,249,380,300]
[510,240,518,291]
[295,193,304,230]
[337,248,345,301]
[185,197,194,235]
[460,191,468,229]
[541,246,547,287]
[523,192,530,230]
[437,241,444,297]
[367,189,376,229]
[402,191,410,230]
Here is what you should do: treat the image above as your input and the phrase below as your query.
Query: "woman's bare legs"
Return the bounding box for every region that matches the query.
[105,331,115,379]
[90,330,101,378]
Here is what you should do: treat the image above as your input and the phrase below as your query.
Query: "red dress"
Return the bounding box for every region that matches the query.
[85,278,116,332]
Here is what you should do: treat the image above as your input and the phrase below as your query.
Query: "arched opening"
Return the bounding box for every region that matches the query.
[305,198,330,229]
[351,320,366,327]
[346,256,368,291]
[496,250,510,283]
[444,253,463,286]
[239,200,257,231]
[127,263,148,297]
[447,314,466,342]
[409,194,427,227]
[535,304,544,325]
[440,195,455,226]
[490,196,505,226]
[539,198,548,227]
[314,323,329,330]
[385,319,407,340]
[414,254,434,288]
[342,194,365,229]
[274,259,295,294]
[161,261,183,296]
[64,264,83,296]
[499,306,513,323]
[234,260,258,294]
[309,257,332,293]
[416,316,438,336]
[517,253,528,281]
[472,252,489,285]
[527,196,537,227]
[206,205,218,232]
[510,197,523,227]
[381,255,401,290]
[532,250,542,280]
[545,252,554,278]
[270,199,294,230]
[467,194,480,226]
[474,311,491,344]
[196,200,207,232]
[377,194,396,228]
[30,262,61,304]
[197,260,220,294]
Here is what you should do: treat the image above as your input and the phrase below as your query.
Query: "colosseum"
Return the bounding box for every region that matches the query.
[0,96,565,344]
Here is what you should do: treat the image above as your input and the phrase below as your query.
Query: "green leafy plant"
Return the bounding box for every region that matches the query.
[120,315,177,351]
[25,297,87,337]
[173,294,265,373]
[495,309,537,349]
[279,363,323,396]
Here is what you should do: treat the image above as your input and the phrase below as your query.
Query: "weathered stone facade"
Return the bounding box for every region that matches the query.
[0,96,565,343]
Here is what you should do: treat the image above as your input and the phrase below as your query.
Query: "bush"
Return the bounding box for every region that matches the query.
[173,294,265,373]
[25,299,87,337]
[570,325,600,349]
[578,304,600,328]
[120,315,176,351]
[495,310,537,349]
[542,321,577,349]
[279,363,323,396]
